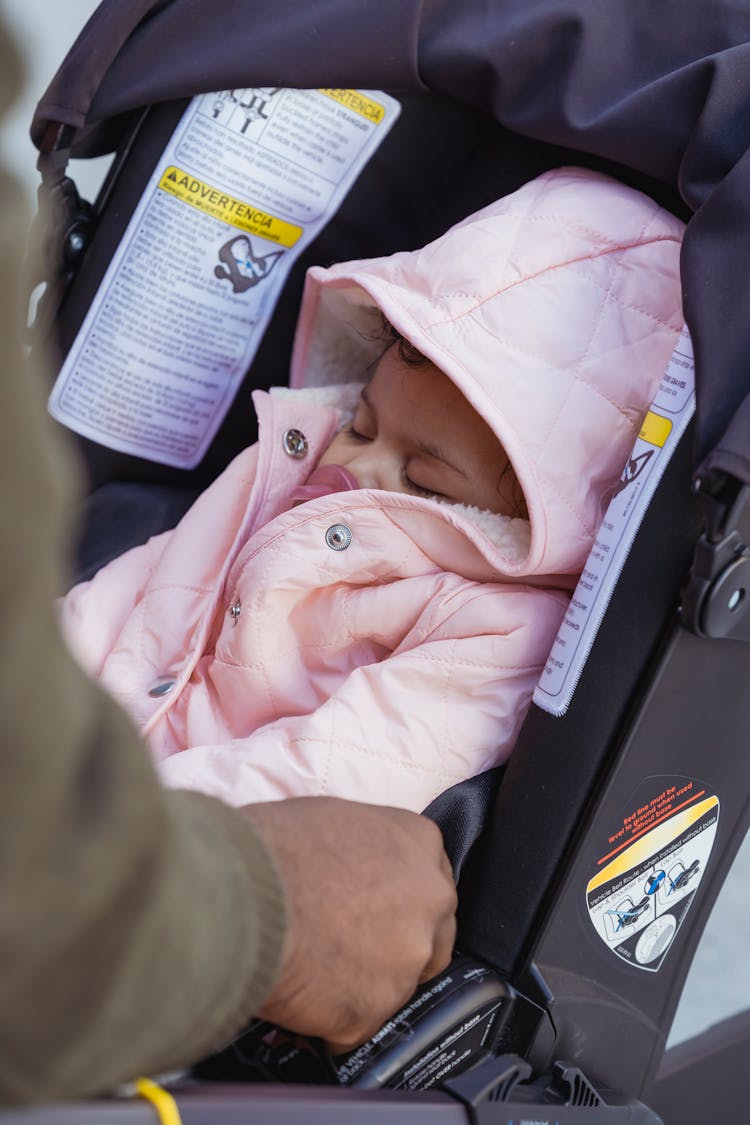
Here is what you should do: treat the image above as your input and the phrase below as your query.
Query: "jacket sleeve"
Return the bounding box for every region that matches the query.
[0,42,284,1103]
[158,582,568,813]
[60,530,172,676]
[59,439,263,678]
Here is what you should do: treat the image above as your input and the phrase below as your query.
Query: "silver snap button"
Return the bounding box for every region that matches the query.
[325,523,352,551]
[282,428,308,458]
[229,599,242,623]
[148,679,176,698]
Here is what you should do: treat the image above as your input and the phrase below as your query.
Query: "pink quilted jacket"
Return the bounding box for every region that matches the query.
[61,168,684,812]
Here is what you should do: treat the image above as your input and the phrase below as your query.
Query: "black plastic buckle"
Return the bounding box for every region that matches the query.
[28,122,96,340]
[442,1054,663,1124]
[36,118,96,274]
[681,471,750,642]
[42,174,96,276]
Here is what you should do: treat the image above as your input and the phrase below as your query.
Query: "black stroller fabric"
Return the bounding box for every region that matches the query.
[424,768,504,880]
[24,8,750,1106]
[32,0,750,490]
[30,0,750,951]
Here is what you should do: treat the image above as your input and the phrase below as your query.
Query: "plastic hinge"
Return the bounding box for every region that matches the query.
[442,1053,532,1119]
[442,1054,664,1124]
[681,472,750,642]
[548,1061,601,1107]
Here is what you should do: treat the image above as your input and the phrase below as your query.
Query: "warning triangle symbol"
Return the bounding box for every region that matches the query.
[167,170,177,182]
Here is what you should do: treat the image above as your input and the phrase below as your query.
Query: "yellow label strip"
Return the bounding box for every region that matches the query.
[319,89,386,123]
[159,166,302,247]
[587,794,717,894]
[639,410,672,448]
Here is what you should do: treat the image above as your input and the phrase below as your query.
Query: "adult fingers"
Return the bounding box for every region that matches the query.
[418,907,457,984]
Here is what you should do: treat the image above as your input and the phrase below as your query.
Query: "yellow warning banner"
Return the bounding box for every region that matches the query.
[639,410,672,448]
[158,167,302,247]
[319,89,386,123]
[586,794,717,894]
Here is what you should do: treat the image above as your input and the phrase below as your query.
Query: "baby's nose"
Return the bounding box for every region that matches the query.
[344,449,381,491]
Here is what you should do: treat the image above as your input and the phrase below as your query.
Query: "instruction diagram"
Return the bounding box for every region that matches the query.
[49,87,400,469]
[586,776,719,972]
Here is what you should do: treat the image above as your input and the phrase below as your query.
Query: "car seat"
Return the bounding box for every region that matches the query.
[12,1,750,1121]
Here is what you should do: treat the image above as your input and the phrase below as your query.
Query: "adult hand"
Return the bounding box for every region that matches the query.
[245,796,457,1053]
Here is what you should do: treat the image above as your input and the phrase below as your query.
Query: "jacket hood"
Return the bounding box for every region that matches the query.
[290,167,685,578]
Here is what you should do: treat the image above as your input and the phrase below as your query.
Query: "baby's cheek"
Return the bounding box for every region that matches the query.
[318,432,347,466]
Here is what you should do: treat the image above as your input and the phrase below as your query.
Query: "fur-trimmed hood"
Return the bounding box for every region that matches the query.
[270,381,533,566]
[290,166,685,579]
[59,168,687,814]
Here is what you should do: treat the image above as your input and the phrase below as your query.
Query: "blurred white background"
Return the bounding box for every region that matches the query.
[1,0,748,1057]
[0,0,103,203]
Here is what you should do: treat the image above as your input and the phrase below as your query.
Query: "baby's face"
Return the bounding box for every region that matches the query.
[320,344,524,515]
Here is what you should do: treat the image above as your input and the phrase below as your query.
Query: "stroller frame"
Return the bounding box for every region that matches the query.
[13,1,750,1119]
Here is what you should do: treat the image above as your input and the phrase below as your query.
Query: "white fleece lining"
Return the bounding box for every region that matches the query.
[269,383,531,564]
[270,381,365,418]
[300,287,385,390]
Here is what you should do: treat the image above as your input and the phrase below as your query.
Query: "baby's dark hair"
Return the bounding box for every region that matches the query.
[377,314,429,368]
[374,313,528,518]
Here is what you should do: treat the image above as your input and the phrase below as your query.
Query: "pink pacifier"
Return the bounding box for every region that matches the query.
[290,464,359,503]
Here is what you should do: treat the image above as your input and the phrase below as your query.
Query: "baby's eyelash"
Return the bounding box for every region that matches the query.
[402,469,442,500]
[344,425,370,443]
[341,427,443,500]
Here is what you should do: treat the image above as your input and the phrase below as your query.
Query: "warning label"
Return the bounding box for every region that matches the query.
[158,167,302,246]
[49,88,400,468]
[586,776,719,972]
[602,779,703,852]
[319,89,387,122]
[534,326,695,716]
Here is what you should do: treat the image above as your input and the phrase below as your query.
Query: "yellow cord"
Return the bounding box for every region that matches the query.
[134,1077,183,1125]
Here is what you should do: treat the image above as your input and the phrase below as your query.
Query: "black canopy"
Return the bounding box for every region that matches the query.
[33,0,750,488]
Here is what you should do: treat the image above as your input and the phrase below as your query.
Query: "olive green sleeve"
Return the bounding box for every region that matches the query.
[0,22,285,1104]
